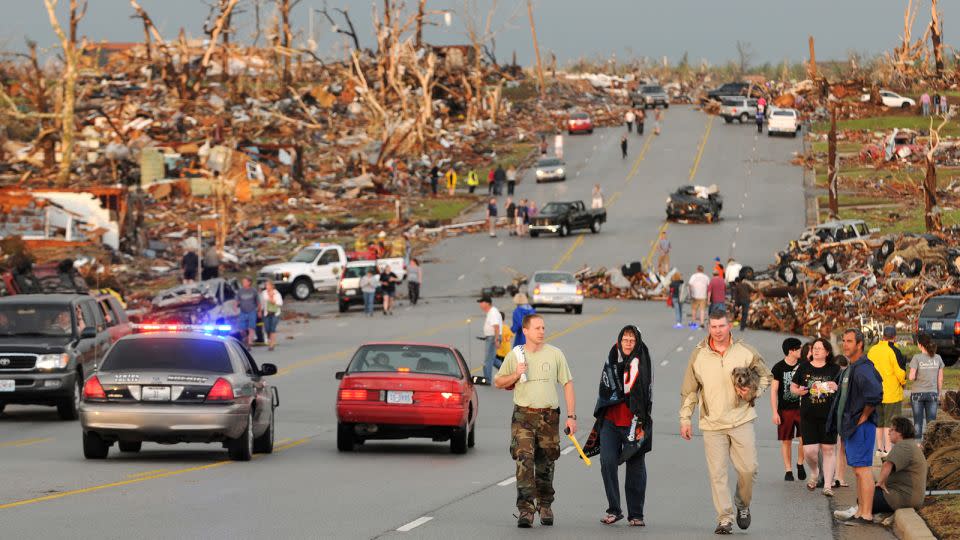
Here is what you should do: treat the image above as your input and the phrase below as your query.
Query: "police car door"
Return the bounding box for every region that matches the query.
[229,341,269,433]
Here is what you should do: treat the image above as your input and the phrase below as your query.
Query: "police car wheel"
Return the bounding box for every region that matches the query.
[228,411,254,461]
[83,432,110,459]
[253,406,275,454]
[292,278,312,301]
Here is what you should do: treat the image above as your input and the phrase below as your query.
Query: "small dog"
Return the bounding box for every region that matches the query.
[732,366,760,407]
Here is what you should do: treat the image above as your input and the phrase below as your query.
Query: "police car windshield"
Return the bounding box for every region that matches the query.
[101,338,234,373]
[348,345,462,377]
[291,248,322,263]
[0,304,73,336]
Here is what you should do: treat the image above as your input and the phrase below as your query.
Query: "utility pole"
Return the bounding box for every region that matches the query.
[526,0,545,100]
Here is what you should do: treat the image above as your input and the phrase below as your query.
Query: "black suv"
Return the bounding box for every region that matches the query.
[0,294,113,419]
[705,82,751,102]
[916,295,960,366]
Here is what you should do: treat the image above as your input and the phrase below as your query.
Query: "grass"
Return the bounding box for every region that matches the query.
[813,165,930,188]
[919,495,960,540]
[494,142,537,170]
[408,198,476,222]
[818,205,960,234]
[815,194,891,208]
[810,141,862,154]
[812,115,960,137]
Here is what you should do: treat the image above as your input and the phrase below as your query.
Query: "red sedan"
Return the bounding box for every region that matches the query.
[335,342,484,454]
[567,112,594,134]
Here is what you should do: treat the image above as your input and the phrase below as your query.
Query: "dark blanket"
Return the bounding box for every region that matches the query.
[582,325,653,458]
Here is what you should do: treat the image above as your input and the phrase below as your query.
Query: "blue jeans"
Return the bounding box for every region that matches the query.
[363,291,375,315]
[482,336,499,381]
[673,299,683,324]
[709,302,726,315]
[599,419,647,520]
[911,392,939,439]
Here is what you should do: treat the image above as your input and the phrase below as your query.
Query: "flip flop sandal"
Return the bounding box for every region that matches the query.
[629,519,645,527]
[807,479,817,491]
[601,514,624,525]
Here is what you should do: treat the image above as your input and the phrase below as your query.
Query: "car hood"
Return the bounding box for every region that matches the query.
[0,335,74,353]
[260,262,311,274]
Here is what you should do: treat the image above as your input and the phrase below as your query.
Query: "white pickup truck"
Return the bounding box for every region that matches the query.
[258,243,405,301]
[336,259,407,312]
[767,108,801,137]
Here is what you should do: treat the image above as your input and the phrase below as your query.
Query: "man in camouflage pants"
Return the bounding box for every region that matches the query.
[495,313,577,528]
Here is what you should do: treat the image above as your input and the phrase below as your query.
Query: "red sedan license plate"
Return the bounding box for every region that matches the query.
[386,391,413,404]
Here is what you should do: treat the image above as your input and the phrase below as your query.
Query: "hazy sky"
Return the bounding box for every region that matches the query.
[1,0,949,68]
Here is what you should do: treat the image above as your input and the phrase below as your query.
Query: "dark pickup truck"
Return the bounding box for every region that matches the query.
[529,201,607,237]
[704,82,751,103]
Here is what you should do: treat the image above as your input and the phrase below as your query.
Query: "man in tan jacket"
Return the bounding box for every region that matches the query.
[679,310,772,535]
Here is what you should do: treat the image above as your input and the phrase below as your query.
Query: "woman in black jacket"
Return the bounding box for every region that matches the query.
[583,325,653,527]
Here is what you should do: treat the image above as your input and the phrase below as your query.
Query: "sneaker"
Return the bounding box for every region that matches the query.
[714,521,733,535]
[796,464,807,481]
[834,506,858,520]
[539,506,553,526]
[784,471,795,481]
[736,508,751,530]
[688,322,700,329]
[673,323,685,329]
[517,511,534,528]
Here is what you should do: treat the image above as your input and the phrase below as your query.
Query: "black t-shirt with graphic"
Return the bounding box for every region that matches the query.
[770,359,801,411]
[793,361,842,418]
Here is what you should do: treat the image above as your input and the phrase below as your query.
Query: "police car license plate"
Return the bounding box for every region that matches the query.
[932,321,943,331]
[386,391,413,405]
[0,380,14,392]
[142,386,171,401]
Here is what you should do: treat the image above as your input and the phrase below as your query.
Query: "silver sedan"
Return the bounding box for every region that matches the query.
[534,158,566,182]
[529,271,584,314]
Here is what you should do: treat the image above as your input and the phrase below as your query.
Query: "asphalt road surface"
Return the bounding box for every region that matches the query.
[0,107,891,539]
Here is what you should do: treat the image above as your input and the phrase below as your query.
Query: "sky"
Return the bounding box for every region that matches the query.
[0,0,949,68]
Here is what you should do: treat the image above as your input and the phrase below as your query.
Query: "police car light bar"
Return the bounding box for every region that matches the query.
[134,323,233,334]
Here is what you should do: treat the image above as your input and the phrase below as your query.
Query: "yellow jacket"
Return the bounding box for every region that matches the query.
[497,325,514,358]
[445,170,458,188]
[680,337,772,431]
[867,341,906,404]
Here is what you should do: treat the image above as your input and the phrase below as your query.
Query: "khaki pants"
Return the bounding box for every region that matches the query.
[702,421,758,524]
[656,252,670,275]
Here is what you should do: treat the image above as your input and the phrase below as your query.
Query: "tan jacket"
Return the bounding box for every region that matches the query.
[679,337,773,431]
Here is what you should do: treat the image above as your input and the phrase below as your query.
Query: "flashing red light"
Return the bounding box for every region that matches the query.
[82,376,106,400]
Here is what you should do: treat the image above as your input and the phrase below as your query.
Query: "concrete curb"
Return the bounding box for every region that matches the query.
[892,508,937,540]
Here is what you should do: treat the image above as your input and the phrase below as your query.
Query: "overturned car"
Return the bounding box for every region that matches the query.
[135,279,243,336]
[666,185,723,223]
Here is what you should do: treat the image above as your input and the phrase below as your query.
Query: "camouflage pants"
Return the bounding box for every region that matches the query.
[510,406,561,512]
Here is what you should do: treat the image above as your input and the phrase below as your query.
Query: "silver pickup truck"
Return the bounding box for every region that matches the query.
[719,97,758,124]
[633,84,669,109]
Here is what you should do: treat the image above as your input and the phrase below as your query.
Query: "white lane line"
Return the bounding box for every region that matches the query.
[576,171,581,176]
[735,226,740,233]
[732,242,737,249]
[561,446,575,455]
[688,336,694,341]
[676,346,683,352]
[660,360,669,366]
[498,476,517,486]
[497,241,504,247]
[738,213,743,219]
[593,145,597,150]
[457,274,465,280]
[336,322,348,327]
[397,516,434,532]
[744,192,749,199]
[479,256,486,263]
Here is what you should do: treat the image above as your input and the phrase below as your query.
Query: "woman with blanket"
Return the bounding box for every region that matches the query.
[582,325,653,527]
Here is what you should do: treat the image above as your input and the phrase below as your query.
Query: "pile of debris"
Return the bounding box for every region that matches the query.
[576,264,671,301]
[923,392,960,491]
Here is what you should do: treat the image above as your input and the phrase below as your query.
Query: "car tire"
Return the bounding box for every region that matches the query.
[907,258,923,277]
[901,102,910,109]
[338,301,349,313]
[574,305,583,315]
[564,306,573,313]
[0,402,5,415]
[880,239,895,259]
[83,432,110,460]
[588,129,594,134]
[227,411,254,461]
[467,419,476,448]
[292,278,312,301]
[740,113,748,123]
[723,117,732,124]
[740,266,755,280]
[57,374,82,421]
[118,441,142,453]
[253,406,275,454]
[558,224,569,237]
[778,264,798,286]
[822,251,839,273]
[943,355,958,367]
[568,130,574,135]
[665,103,670,109]
[530,231,539,238]
[337,422,355,452]
[590,219,601,234]
[451,425,468,455]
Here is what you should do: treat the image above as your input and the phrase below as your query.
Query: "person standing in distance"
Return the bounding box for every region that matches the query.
[679,310,772,535]
[495,314,576,528]
[479,296,502,382]
[688,265,710,329]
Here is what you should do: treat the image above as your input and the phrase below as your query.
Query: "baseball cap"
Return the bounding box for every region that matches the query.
[477,296,492,304]
[782,337,802,355]
[883,326,896,338]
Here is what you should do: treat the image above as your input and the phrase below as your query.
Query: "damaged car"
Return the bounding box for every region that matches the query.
[666,185,723,223]
[137,279,243,337]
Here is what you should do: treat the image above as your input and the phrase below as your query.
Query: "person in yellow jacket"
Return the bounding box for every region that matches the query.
[466,169,480,194]
[496,324,515,361]
[445,167,458,196]
[866,326,906,455]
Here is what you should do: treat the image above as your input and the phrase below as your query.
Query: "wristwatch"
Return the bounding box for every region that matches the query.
[567,415,577,420]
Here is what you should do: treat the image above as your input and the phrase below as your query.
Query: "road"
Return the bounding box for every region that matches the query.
[0,107,889,539]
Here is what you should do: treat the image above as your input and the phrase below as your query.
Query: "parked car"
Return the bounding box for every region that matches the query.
[259,243,405,301]
[79,332,279,459]
[767,108,801,137]
[720,97,758,124]
[860,90,916,109]
[0,294,113,419]
[336,259,406,313]
[706,82,750,102]
[916,295,960,366]
[529,271,584,314]
[534,157,566,182]
[666,185,723,223]
[529,201,606,237]
[335,342,483,454]
[567,112,593,134]
[634,84,669,109]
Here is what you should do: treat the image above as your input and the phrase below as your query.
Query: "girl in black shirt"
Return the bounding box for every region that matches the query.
[790,338,841,495]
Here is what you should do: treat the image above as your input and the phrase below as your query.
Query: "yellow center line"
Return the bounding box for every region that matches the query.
[688,115,714,182]
[126,469,168,479]
[551,234,584,271]
[0,437,54,449]
[0,436,312,511]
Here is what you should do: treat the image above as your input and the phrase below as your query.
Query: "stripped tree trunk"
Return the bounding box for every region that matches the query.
[526,0,545,100]
[924,117,948,231]
[827,104,839,220]
[931,0,944,78]
[44,0,85,186]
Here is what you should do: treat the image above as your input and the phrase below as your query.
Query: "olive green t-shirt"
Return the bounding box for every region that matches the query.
[883,440,928,509]
[497,344,573,409]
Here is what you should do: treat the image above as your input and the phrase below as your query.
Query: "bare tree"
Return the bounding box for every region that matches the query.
[44,0,86,185]
[827,103,839,220]
[930,0,944,78]
[318,2,361,51]
[735,40,753,76]
[526,0,545,100]
[924,116,949,232]
[275,0,302,87]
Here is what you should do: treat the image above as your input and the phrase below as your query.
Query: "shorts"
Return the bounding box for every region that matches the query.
[263,313,280,334]
[843,421,876,468]
[238,311,258,330]
[777,408,801,440]
[382,288,395,298]
[799,411,837,445]
[691,298,707,312]
[876,402,900,428]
